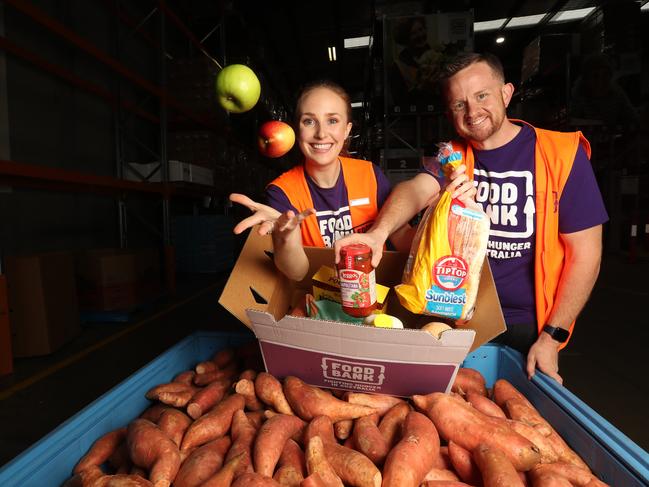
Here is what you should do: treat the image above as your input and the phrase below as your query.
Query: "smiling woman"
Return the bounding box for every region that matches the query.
[229,80,407,281]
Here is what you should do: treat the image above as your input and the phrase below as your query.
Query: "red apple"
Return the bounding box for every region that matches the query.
[257,120,295,158]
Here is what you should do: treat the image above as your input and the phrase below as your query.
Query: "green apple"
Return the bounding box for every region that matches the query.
[215,64,261,113]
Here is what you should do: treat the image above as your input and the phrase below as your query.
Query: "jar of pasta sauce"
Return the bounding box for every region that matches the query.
[337,243,377,317]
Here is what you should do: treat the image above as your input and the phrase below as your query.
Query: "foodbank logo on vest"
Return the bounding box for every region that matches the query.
[425,255,468,318]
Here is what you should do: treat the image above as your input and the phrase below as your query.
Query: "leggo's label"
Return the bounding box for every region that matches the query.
[339,269,376,309]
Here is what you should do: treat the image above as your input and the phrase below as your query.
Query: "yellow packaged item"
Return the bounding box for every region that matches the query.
[395,142,490,322]
[312,265,390,312]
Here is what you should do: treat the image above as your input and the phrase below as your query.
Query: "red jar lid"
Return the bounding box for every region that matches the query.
[339,243,371,257]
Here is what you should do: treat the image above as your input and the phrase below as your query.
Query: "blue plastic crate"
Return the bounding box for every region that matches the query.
[0,335,647,486]
[0,330,254,487]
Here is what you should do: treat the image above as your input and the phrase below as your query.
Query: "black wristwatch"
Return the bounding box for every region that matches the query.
[542,324,570,343]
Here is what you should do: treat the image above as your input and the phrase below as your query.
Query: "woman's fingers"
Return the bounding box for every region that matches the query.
[229,193,259,212]
[233,214,267,234]
[276,208,315,233]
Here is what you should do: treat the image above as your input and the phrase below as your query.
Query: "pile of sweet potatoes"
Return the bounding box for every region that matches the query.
[63,343,610,487]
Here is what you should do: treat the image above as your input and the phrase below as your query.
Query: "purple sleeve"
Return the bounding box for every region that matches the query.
[558,145,609,233]
[372,164,392,207]
[266,184,298,214]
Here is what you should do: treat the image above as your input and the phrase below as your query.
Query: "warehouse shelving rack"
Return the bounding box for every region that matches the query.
[0,0,241,375]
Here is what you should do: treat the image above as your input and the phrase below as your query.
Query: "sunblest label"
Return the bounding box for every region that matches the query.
[426,255,468,317]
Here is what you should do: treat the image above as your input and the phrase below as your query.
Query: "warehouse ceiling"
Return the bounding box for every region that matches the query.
[235,1,602,100]
[165,0,639,112]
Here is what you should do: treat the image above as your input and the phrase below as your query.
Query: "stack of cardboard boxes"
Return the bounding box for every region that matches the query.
[4,248,161,357]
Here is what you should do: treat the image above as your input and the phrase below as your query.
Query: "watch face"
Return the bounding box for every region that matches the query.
[545,325,569,343]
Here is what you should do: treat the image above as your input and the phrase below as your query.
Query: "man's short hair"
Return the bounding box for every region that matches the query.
[439,52,505,84]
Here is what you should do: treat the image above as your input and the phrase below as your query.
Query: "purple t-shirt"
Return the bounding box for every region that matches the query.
[426,124,608,325]
[266,162,391,247]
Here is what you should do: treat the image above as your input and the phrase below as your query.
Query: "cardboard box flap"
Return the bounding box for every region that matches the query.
[248,310,475,363]
[219,231,286,327]
[456,260,506,352]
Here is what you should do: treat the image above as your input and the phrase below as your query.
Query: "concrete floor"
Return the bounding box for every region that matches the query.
[0,251,648,469]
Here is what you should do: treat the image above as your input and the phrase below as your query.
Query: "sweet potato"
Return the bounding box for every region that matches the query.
[303,416,382,487]
[157,409,192,447]
[74,427,127,473]
[139,404,170,423]
[452,368,487,397]
[422,468,460,482]
[62,466,104,487]
[432,445,452,470]
[187,379,232,419]
[255,372,294,415]
[246,410,265,429]
[304,415,337,445]
[529,463,608,487]
[274,465,304,487]
[200,452,248,487]
[194,362,239,386]
[235,378,264,411]
[351,413,389,466]
[283,376,376,423]
[333,419,353,441]
[305,436,344,487]
[92,474,154,486]
[419,481,474,486]
[195,360,218,374]
[231,473,282,486]
[300,472,334,487]
[174,436,231,487]
[181,393,245,451]
[382,411,439,487]
[492,379,534,408]
[145,382,196,408]
[447,441,481,485]
[473,442,525,486]
[344,392,405,416]
[126,419,181,487]
[174,370,197,385]
[414,392,541,471]
[503,397,553,436]
[377,402,410,448]
[224,409,257,474]
[543,428,591,471]
[527,472,573,486]
[466,391,507,419]
[213,348,236,368]
[253,413,306,477]
[238,369,258,381]
[509,419,559,464]
[277,438,307,476]
[108,442,132,473]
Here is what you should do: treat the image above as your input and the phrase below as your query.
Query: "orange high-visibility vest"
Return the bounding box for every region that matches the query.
[458,120,590,347]
[269,157,380,247]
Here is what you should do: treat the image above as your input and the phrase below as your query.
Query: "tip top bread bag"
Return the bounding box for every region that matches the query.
[395,142,490,322]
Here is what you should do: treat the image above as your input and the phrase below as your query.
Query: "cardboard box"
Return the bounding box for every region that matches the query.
[76,248,161,311]
[5,252,80,357]
[219,231,505,396]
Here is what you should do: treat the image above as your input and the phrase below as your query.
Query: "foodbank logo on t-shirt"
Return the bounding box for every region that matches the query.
[433,255,468,291]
